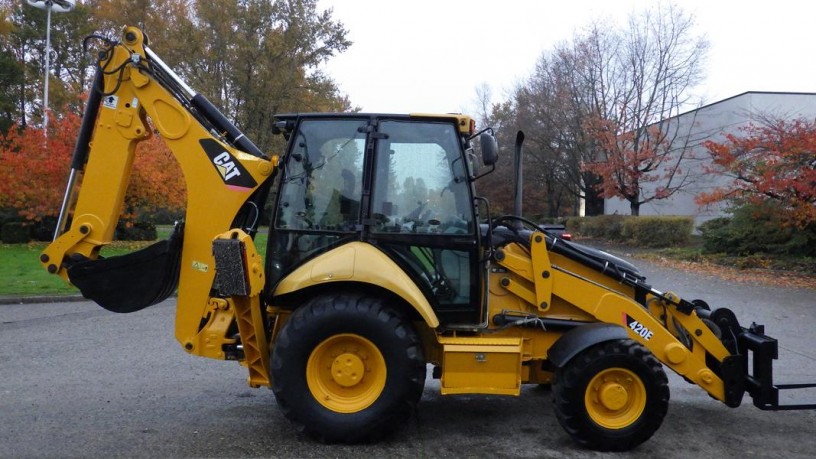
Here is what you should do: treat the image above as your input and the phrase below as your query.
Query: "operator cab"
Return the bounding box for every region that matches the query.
[265,113,486,326]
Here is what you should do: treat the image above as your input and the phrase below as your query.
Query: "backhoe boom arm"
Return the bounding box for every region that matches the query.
[41,26,277,359]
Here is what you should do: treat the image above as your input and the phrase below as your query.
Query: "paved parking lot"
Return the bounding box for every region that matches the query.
[1,256,814,458]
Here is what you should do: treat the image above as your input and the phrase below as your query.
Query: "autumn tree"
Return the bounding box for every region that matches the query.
[512,83,573,218]
[2,0,352,137]
[124,132,187,224]
[583,110,702,216]
[471,84,523,216]
[502,3,706,218]
[1,0,351,233]
[91,0,352,153]
[576,3,708,216]
[697,117,816,228]
[91,0,196,70]
[0,113,78,223]
[513,39,606,218]
[0,113,185,233]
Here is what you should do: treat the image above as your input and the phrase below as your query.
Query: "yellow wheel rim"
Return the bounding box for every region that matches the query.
[585,368,646,429]
[306,333,386,413]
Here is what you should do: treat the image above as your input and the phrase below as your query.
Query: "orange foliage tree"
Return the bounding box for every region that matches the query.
[0,112,79,222]
[697,118,816,228]
[124,130,187,225]
[582,116,695,216]
[0,112,186,230]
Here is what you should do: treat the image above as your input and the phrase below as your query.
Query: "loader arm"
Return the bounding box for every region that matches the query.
[492,219,816,411]
[40,26,277,367]
[495,233,732,402]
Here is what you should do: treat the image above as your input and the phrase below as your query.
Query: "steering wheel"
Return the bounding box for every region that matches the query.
[295,211,314,229]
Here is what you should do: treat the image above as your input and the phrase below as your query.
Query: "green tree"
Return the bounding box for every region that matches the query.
[92,0,195,69]
[0,10,24,132]
[0,0,96,129]
[95,0,352,152]
[187,0,351,152]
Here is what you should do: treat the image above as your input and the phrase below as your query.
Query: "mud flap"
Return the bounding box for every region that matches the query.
[67,225,183,313]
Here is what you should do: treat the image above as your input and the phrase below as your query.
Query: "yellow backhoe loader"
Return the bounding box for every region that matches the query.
[41,26,815,451]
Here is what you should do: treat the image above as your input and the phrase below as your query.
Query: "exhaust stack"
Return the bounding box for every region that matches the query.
[513,131,525,227]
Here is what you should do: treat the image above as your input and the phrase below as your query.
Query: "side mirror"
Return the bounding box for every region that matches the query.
[480,132,498,166]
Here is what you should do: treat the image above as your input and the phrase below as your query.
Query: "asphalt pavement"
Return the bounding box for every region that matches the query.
[1,253,815,458]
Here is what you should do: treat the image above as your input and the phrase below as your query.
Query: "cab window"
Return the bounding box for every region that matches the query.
[276,119,366,232]
[371,121,473,235]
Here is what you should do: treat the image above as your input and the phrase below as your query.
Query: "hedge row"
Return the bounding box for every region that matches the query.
[565,215,694,248]
[1,222,30,243]
[1,206,160,243]
[1,220,158,243]
[698,204,816,256]
[0,218,57,243]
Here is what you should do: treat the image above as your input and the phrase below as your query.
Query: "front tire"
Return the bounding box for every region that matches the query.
[271,292,425,443]
[552,339,669,451]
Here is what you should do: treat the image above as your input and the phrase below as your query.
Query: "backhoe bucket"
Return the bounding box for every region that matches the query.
[66,226,183,313]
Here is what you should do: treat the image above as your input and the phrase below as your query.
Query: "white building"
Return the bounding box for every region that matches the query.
[604,92,816,226]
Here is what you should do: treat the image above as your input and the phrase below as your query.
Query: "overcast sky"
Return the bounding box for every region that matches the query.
[318,0,816,115]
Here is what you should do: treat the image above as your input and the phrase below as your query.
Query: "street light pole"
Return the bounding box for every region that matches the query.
[24,0,75,133]
[43,3,51,131]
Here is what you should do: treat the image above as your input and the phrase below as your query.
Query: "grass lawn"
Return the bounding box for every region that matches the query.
[0,228,269,297]
[0,241,154,297]
[0,243,78,296]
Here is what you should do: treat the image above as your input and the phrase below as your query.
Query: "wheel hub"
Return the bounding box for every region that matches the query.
[598,382,628,411]
[332,352,366,387]
[585,367,646,429]
[306,333,387,413]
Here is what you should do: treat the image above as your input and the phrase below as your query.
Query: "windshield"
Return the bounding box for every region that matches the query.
[276,119,366,231]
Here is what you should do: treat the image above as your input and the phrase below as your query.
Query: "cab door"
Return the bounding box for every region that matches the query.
[368,119,483,326]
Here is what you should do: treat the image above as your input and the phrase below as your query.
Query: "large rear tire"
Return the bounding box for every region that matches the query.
[552,339,669,451]
[270,292,425,443]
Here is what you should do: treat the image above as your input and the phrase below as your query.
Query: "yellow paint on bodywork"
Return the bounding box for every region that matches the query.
[585,367,647,429]
[437,336,523,395]
[274,242,440,328]
[550,270,727,401]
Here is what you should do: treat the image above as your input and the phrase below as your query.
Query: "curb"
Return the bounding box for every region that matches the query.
[0,294,86,305]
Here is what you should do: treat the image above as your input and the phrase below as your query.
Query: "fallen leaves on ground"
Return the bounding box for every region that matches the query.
[636,254,816,290]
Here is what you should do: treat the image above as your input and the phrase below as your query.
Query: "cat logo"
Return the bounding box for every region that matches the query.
[213,151,241,180]
[199,139,257,191]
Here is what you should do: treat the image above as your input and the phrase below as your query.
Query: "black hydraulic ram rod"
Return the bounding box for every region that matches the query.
[144,46,267,160]
[189,94,266,160]
[53,68,104,240]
